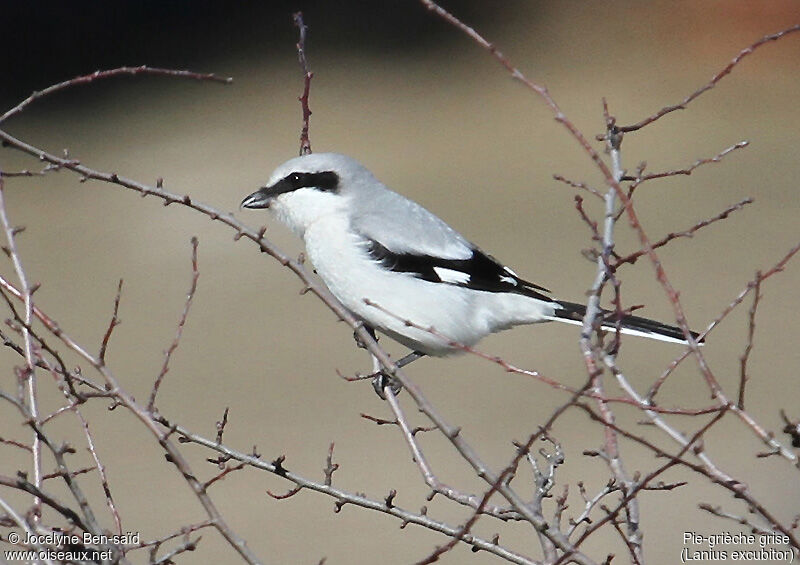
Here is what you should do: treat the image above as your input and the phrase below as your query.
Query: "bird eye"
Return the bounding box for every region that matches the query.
[290,173,302,183]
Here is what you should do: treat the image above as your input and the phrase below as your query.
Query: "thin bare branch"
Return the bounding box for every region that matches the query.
[364,297,719,415]
[99,279,123,364]
[618,26,800,132]
[203,462,246,491]
[0,435,32,452]
[698,503,775,536]
[293,12,314,156]
[553,174,604,200]
[150,535,202,565]
[383,386,521,522]
[77,409,122,535]
[1,66,232,123]
[738,274,761,409]
[625,141,749,183]
[323,443,338,487]
[215,406,230,445]
[0,175,42,522]
[148,237,200,413]
[0,494,55,565]
[0,275,262,564]
[649,239,800,402]
[615,198,754,266]
[171,420,537,564]
[571,405,799,551]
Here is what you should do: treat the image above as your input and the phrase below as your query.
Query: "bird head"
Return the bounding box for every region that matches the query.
[241,152,375,237]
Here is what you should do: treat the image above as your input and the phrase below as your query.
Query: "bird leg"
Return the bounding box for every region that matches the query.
[370,351,425,399]
[353,323,378,349]
[395,350,426,369]
[351,324,426,398]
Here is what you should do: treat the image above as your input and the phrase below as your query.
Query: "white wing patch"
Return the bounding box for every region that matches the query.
[500,274,518,285]
[433,267,471,284]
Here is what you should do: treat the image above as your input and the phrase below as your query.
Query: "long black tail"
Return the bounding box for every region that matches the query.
[549,301,702,345]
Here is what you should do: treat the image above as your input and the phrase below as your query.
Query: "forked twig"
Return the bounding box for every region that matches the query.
[0,176,42,521]
[618,26,800,132]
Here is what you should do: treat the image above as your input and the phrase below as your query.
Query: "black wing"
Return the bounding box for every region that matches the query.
[365,238,553,302]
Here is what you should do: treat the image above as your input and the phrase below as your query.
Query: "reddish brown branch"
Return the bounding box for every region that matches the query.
[615,198,754,266]
[553,174,604,200]
[0,270,260,563]
[571,405,799,552]
[626,141,749,183]
[419,0,616,189]
[0,66,232,123]
[323,443,338,486]
[74,408,123,535]
[267,485,303,500]
[98,279,123,364]
[616,141,750,212]
[0,436,32,452]
[416,394,583,564]
[618,25,800,132]
[648,239,800,401]
[40,465,94,481]
[147,237,200,413]
[573,195,601,243]
[215,406,230,446]
[293,12,314,156]
[382,386,522,523]
[202,462,246,491]
[738,275,761,409]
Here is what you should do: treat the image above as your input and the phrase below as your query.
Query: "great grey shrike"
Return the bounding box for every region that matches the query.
[241,153,698,359]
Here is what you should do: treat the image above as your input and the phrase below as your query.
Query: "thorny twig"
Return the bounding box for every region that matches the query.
[615,197,754,266]
[0,252,259,563]
[0,66,231,124]
[0,7,798,564]
[99,278,123,364]
[382,386,522,522]
[148,236,200,413]
[617,25,800,131]
[293,12,314,156]
[648,239,800,401]
[614,141,750,222]
[699,503,775,536]
[76,409,123,535]
[738,275,760,409]
[0,176,42,521]
[419,2,799,560]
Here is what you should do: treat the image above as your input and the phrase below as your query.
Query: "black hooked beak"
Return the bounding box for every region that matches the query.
[241,171,339,209]
[240,187,273,209]
[239,187,272,208]
[240,174,303,209]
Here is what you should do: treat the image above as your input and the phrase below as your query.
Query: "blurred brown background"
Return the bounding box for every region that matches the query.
[1,1,799,563]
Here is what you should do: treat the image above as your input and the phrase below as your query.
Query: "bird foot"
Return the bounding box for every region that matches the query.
[353,324,378,350]
[372,372,403,399]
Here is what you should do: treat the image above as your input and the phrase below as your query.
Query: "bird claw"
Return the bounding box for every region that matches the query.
[354,324,378,350]
[372,372,403,399]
